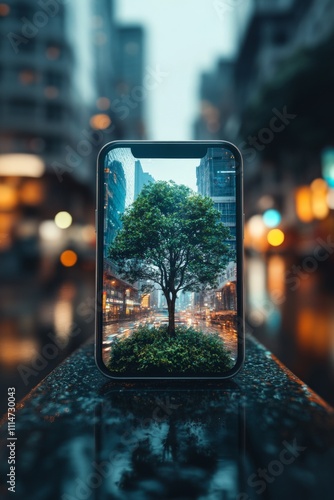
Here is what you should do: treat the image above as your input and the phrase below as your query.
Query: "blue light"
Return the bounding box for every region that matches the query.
[263,209,281,228]
[322,148,334,188]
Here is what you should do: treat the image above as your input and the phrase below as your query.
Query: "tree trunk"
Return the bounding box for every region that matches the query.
[166,294,176,337]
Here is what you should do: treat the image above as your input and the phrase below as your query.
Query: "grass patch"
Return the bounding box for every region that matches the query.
[107,325,234,377]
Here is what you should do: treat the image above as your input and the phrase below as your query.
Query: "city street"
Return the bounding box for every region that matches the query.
[102,313,238,365]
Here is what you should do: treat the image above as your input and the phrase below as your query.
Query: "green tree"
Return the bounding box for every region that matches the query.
[109,181,233,335]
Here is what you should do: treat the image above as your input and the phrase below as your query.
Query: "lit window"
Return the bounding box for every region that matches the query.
[19,70,38,85]
[44,86,59,99]
[0,4,10,16]
[96,97,110,111]
[46,46,60,60]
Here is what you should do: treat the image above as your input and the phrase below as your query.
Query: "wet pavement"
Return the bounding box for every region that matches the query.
[0,335,333,499]
[102,318,238,366]
[246,254,334,407]
[0,272,95,416]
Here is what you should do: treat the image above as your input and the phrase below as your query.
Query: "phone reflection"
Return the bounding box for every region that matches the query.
[95,383,245,499]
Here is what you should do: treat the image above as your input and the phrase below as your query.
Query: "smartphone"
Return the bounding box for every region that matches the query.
[95,141,244,379]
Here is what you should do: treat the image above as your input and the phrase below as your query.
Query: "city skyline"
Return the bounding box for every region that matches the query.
[116,0,252,140]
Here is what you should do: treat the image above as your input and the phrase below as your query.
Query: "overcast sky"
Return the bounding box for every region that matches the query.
[116,0,251,141]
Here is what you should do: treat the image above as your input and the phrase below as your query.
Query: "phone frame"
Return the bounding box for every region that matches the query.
[95,140,244,380]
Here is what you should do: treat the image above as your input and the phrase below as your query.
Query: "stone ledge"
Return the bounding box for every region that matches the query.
[0,335,333,500]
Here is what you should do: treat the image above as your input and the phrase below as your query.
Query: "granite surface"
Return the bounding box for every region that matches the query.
[0,335,333,500]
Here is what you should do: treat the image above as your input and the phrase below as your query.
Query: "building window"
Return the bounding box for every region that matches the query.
[19,69,39,85]
[44,86,59,99]
[44,138,60,154]
[0,4,10,17]
[45,72,62,87]
[46,45,61,60]
[46,104,63,121]
[9,99,35,116]
[19,39,36,53]
[214,202,236,225]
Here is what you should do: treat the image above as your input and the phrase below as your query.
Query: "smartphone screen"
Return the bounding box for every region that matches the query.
[96,142,243,379]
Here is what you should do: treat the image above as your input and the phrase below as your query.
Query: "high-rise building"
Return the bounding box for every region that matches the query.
[0,1,146,278]
[196,148,236,249]
[113,25,145,139]
[104,160,126,258]
[134,160,155,199]
[196,148,237,311]
[193,59,235,141]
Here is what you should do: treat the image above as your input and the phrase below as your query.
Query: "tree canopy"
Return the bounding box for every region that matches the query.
[109,180,233,334]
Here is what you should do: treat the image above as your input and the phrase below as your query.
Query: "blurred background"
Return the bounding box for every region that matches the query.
[0,0,334,413]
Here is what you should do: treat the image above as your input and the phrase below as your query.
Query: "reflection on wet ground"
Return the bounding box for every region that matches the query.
[0,271,95,415]
[247,254,334,406]
[95,386,243,499]
[1,338,333,500]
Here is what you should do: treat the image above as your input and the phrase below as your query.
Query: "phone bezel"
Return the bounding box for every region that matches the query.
[95,140,244,380]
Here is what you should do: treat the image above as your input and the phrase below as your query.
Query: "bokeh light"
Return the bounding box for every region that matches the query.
[267,229,285,247]
[96,97,110,111]
[321,148,334,188]
[262,209,281,228]
[90,114,111,130]
[295,186,313,223]
[0,184,18,210]
[310,178,327,192]
[327,189,334,209]
[60,250,78,267]
[20,181,44,205]
[247,215,266,238]
[0,4,10,16]
[54,211,72,229]
[39,221,62,241]
[0,154,45,177]
[310,178,329,219]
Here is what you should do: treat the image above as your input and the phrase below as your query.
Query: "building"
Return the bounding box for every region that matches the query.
[104,160,126,258]
[193,59,235,141]
[103,148,140,320]
[196,148,237,312]
[112,25,146,139]
[194,0,334,237]
[0,1,146,279]
[196,148,236,249]
[134,160,155,199]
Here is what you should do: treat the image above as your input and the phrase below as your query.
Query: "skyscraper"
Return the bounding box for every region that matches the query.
[196,148,236,249]
[134,160,155,199]
[196,148,237,311]
[0,1,146,279]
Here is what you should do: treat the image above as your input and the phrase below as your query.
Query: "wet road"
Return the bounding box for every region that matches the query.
[246,253,334,406]
[102,316,238,364]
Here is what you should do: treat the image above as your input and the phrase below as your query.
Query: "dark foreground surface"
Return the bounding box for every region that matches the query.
[0,335,333,500]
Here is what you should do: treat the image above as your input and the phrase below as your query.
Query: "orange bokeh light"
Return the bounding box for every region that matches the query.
[0,184,18,210]
[295,186,313,223]
[60,250,78,267]
[20,181,44,205]
[90,114,111,130]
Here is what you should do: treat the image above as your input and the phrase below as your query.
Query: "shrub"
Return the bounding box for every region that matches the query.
[107,325,234,376]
